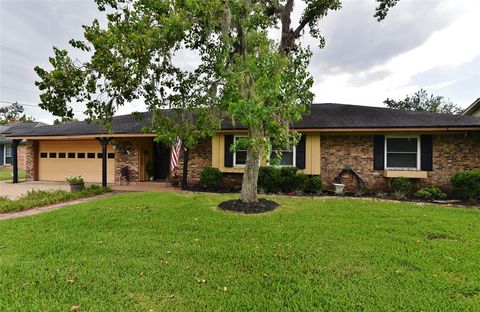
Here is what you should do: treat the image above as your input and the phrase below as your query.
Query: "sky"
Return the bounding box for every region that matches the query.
[0,0,479,124]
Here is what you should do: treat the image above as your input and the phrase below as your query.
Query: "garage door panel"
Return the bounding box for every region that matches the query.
[38,140,114,183]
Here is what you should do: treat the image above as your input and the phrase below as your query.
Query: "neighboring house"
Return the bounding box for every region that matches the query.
[6,103,480,191]
[0,122,46,169]
[463,98,480,117]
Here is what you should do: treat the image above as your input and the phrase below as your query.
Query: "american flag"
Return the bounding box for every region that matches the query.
[170,139,183,177]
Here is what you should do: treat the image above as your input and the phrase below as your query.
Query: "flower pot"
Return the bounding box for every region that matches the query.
[70,183,85,192]
[333,183,345,195]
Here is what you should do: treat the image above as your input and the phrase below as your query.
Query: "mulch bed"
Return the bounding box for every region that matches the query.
[218,198,279,214]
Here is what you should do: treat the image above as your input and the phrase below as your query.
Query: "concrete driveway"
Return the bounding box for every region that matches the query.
[0,180,179,199]
[0,181,70,199]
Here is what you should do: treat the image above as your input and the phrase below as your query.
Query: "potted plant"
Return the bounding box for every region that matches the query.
[66,175,85,191]
[145,161,154,181]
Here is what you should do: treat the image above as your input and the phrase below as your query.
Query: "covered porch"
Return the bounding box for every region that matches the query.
[5,134,175,187]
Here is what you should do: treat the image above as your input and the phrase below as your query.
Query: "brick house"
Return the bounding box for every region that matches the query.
[6,104,480,191]
[0,122,46,170]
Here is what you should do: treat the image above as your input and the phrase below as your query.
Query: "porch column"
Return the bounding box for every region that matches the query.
[96,137,113,187]
[11,139,21,183]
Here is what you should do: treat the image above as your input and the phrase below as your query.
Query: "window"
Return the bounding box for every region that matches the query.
[59,153,66,158]
[108,153,115,159]
[97,153,102,159]
[385,136,420,170]
[68,153,76,159]
[233,136,247,167]
[40,152,48,158]
[77,153,85,159]
[49,152,57,158]
[270,146,296,167]
[87,153,95,159]
[4,144,12,165]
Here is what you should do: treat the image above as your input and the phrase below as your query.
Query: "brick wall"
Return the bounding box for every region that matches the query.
[177,138,212,183]
[321,135,387,191]
[420,133,480,190]
[17,144,27,170]
[114,138,140,184]
[25,140,38,181]
[320,134,480,192]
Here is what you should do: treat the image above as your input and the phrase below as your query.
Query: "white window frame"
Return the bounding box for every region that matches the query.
[233,135,247,167]
[4,144,12,165]
[384,135,421,171]
[269,145,297,167]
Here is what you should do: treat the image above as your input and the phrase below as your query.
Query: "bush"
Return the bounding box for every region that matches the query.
[450,170,480,200]
[305,176,323,194]
[200,167,223,191]
[280,167,300,193]
[258,166,282,193]
[415,187,447,200]
[390,177,412,197]
[258,167,323,194]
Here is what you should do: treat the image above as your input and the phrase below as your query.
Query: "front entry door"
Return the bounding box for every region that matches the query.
[153,143,171,180]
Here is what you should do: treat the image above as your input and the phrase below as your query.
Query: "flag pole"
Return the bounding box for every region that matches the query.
[182,146,189,190]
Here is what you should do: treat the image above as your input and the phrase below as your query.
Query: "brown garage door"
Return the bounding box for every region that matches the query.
[38,140,115,183]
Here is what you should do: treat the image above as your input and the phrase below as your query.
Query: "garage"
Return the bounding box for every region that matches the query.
[38,140,115,183]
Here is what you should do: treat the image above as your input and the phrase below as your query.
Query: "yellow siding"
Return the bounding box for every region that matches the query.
[38,140,114,183]
[304,133,321,175]
[211,133,321,174]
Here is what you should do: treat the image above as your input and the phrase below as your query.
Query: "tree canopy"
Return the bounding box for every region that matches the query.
[384,89,462,115]
[0,102,35,125]
[35,0,398,203]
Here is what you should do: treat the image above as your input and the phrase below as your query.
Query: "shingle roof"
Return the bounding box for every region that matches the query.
[7,103,480,137]
[221,103,480,129]
[1,122,47,143]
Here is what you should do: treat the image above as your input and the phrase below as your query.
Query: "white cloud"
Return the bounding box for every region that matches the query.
[314,0,480,108]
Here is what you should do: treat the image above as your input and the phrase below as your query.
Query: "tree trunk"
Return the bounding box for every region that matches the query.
[240,127,262,203]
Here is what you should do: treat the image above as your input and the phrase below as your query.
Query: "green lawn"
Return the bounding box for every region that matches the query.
[0,192,478,311]
[0,168,26,181]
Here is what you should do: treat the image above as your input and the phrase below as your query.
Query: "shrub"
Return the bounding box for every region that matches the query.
[258,167,282,193]
[390,177,412,197]
[280,167,300,193]
[200,167,223,191]
[259,167,323,194]
[450,170,480,200]
[415,187,447,200]
[305,176,323,194]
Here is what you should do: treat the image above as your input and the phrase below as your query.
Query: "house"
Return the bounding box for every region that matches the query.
[0,122,46,169]
[463,98,480,117]
[5,103,480,191]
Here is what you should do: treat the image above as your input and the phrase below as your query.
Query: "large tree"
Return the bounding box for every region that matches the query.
[384,89,462,115]
[0,102,34,125]
[35,0,397,203]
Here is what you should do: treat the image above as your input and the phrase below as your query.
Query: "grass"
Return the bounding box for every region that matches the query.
[0,185,111,213]
[0,192,478,311]
[0,168,26,181]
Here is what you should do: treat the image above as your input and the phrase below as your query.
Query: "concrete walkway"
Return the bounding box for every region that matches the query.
[0,192,116,221]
